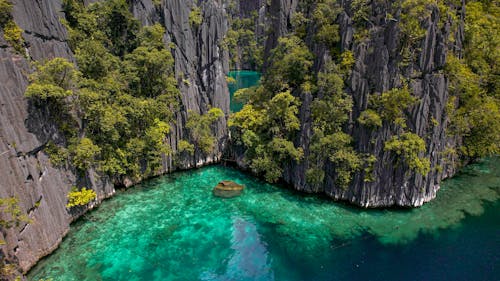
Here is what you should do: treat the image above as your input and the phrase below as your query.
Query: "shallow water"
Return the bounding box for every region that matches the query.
[227,70,260,113]
[29,158,499,281]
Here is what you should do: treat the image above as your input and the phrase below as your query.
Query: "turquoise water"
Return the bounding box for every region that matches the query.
[227,71,261,112]
[29,158,499,281]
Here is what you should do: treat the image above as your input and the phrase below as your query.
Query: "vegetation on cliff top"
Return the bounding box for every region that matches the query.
[20,0,500,191]
[229,0,499,189]
[25,0,222,184]
[444,0,500,160]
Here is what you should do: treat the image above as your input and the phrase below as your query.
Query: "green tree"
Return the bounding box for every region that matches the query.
[124,46,177,98]
[307,61,360,189]
[177,140,195,156]
[0,197,29,229]
[25,58,78,100]
[75,40,119,80]
[230,88,303,182]
[465,1,500,97]
[144,119,171,174]
[186,108,224,154]
[138,23,167,50]
[70,138,101,171]
[223,7,264,69]
[446,55,500,159]
[313,0,342,50]
[0,196,31,279]
[358,109,382,128]
[96,0,140,57]
[189,5,202,27]
[3,19,23,53]
[25,58,79,138]
[369,86,418,128]
[385,132,431,175]
[264,36,313,91]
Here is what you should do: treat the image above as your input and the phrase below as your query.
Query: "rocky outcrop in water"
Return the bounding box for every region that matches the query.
[231,0,465,207]
[0,0,229,276]
[212,180,244,198]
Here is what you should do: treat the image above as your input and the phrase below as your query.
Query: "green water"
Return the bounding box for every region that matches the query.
[227,71,261,112]
[29,158,499,281]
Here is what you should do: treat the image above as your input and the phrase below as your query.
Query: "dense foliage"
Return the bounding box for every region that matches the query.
[0,0,11,27]
[228,0,499,187]
[311,0,341,52]
[445,0,500,160]
[25,0,182,182]
[22,0,500,191]
[229,36,308,182]
[185,108,224,155]
[228,24,366,187]
[307,59,361,188]
[25,0,226,182]
[385,133,431,175]
[189,5,203,28]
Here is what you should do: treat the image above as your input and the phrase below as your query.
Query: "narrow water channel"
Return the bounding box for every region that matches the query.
[227,70,260,113]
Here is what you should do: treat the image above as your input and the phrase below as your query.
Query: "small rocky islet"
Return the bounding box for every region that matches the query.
[212,180,245,198]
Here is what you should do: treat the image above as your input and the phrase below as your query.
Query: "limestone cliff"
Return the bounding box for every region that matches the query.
[231,0,465,207]
[129,0,230,171]
[0,0,229,275]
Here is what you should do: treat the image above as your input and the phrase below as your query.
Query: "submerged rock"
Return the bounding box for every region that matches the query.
[213,181,245,198]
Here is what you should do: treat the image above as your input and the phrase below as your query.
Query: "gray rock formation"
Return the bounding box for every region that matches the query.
[233,0,464,207]
[129,0,230,171]
[0,1,105,275]
[0,0,229,276]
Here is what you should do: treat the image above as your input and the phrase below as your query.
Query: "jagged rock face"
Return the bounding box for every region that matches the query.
[0,0,229,274]
[236,0,463,207]
[130,0,229,171]
[263,0,297,63]
[0,0,110,274]
[236,0,265,17]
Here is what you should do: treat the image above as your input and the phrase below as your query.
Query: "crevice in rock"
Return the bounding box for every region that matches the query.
[26,196,42,217]
[23,30,66,43]
[16,141,48,158]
